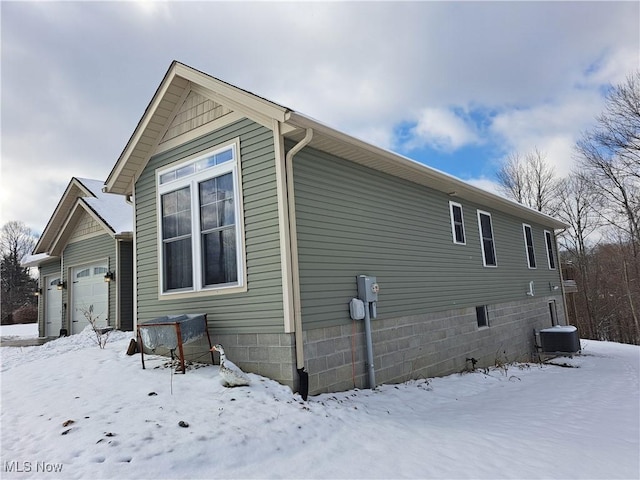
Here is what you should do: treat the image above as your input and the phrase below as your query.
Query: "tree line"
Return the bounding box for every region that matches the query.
[497,71,640,345]
[1,221,38,324]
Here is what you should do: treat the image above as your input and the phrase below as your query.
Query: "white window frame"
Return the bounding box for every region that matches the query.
[156,139,246,297]
[477,210,497,267]
[449,201,466,245]
[522,224,537,269]
[544,230,557,270]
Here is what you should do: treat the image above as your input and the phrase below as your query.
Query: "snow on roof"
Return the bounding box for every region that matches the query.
[75,178,132,234]
[20,252,54,268]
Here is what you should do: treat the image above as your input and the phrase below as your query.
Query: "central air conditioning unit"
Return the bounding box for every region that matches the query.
[539,325,581,354]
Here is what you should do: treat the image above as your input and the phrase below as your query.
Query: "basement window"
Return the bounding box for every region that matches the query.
[476,305,490,328]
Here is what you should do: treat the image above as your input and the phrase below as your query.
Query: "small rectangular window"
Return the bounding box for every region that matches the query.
[523,224,536,269]
[477,210,497,267]
[476,305,489,328]
[449,201,466,244]
[544,230,556,269]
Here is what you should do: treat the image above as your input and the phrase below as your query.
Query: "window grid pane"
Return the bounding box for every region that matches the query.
[451,204,465,243]
[479,213,497,266]
[199,173,237,287]
[524,225,536,268]
[545,231,556,269]
[164,238,193,290]
[202,227,238,286]
[161,186,193,291]
[160,146,234,185]
[162,187,192,240]
[199,174,235,230]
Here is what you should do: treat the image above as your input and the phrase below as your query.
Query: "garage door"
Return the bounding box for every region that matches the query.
[44,275,62,337]
[71,263,109,334]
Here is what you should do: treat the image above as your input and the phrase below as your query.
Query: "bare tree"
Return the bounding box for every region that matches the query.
[576,71,640,256]
[556,173,602,257]
[555,172,602,338]
[0,221,36,261]
[569,72,640,344]
[1,221,38,323]
[496,148,559,214]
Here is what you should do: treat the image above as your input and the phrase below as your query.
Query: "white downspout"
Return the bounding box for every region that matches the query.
[285,128,314,380]
[555,228,571,326]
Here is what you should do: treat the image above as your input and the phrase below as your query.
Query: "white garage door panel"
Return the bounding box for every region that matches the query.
[71,264,108,334]
[45,275,62,337]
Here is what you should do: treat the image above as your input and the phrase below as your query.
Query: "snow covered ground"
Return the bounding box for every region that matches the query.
[0,323,38,339]
[1,324,638,480]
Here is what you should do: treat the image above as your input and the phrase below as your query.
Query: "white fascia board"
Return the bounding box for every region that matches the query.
[175,63,290,123]
[34,178,95,254]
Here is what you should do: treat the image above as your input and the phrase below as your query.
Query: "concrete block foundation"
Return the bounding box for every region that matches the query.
[147,295,565,396]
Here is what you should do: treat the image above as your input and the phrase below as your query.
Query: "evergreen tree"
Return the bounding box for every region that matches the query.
[1,221,38,323]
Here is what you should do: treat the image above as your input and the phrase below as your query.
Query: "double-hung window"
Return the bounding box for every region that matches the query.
[157,142,244,294]
[522,224,536,269]
[449,201,466,244]
[477,210,497,267]
[544,230,556,270]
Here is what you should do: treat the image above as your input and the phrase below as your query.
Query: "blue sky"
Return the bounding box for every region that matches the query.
[1,1,638,235]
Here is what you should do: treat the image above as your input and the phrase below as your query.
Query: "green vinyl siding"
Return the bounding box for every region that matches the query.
[118,241,134,331]
[39,260,62,284]
[135,118,284,333]
[63,234,116,324]
[293,147,563,329]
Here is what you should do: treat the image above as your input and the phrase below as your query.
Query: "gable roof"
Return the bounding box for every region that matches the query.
[105,61,291,196]
[32,177,133,258]
[105,61,566,229]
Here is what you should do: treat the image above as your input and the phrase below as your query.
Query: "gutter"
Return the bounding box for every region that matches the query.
[284,127,314,399]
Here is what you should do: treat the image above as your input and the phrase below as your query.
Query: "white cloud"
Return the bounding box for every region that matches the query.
[1,1,638,231]
[489,91,606,177]
[406,107,479,152]
[465,177,504,198]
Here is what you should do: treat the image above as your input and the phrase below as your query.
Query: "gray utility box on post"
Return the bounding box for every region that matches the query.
[357,275,379,303]
[356,274,379,389]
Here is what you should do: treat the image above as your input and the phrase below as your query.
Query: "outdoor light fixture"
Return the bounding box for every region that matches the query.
[34,288,42,297]
[104,271,115,283]
[56,280,66,290]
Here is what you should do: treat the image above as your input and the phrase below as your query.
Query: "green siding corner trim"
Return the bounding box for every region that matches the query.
[135,118,285,334]
[293,146,564,330]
